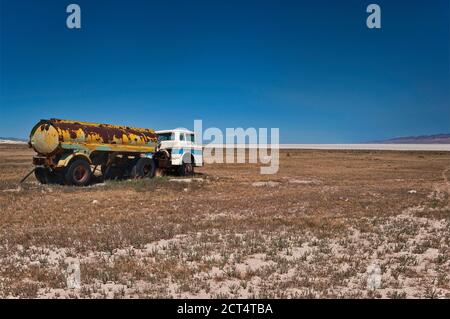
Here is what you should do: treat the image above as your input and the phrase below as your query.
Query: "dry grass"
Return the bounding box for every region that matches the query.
[0,144,449,298]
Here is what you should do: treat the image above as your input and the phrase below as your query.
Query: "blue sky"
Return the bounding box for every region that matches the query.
[1,0,449,143]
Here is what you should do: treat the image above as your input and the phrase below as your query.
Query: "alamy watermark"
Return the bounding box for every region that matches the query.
[65,259,81,289]
[179,120,280,174]
[366,263,382,290]
[367,4,381,29]
[66,4,381,30]
[66,4,81,29]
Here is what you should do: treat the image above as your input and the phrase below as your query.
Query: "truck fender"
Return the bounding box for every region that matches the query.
[57,152,92,168]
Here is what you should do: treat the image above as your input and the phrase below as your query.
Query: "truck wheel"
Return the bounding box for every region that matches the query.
[131,158,155,178]
[178,156,194,176]
[65,159,92,186]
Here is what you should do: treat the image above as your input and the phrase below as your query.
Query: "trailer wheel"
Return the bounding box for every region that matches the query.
[35,167,49,184]
[131,158,155,178]
[65,159,92,186]
[102,165,125,180]
[35,167,64,184]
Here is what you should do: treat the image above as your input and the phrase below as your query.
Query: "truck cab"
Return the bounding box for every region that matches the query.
[154,129,203,176]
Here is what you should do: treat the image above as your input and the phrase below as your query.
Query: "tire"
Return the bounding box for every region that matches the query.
[34,167,48,184]
[102,165,125,180]
[48,170,64,184]
[35,167,63,184]
[178,155,195,176]
[131,158,155,178]
[65,159,92,186]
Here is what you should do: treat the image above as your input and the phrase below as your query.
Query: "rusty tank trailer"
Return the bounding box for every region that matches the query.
[29,119,158,186]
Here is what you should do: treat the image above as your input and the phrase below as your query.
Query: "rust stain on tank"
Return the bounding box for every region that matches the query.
[47,118,157,146]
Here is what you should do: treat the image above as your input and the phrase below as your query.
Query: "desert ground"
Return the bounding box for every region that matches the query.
[0,144,449,298]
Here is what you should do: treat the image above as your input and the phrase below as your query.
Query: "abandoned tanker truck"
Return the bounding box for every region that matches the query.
[28,119,203,186]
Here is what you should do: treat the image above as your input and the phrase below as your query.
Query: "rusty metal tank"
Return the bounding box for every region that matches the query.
[29,119,157,155]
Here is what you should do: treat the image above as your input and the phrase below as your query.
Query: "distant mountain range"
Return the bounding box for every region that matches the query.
[370,134,450,144]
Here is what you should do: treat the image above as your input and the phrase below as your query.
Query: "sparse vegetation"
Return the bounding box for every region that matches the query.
[0,145,449,298]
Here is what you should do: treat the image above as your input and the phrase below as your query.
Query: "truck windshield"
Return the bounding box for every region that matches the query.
[158,133,174,142]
